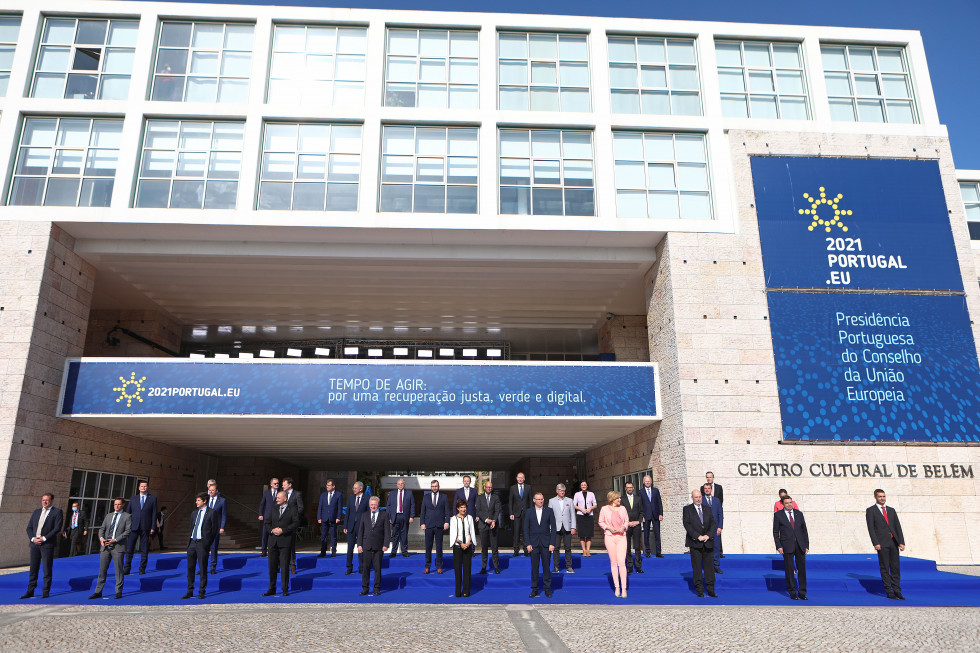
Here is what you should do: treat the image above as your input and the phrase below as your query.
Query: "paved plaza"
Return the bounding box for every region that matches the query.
[0,602,978,652]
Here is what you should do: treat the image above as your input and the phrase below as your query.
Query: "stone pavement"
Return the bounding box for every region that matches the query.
[0,602,978,652]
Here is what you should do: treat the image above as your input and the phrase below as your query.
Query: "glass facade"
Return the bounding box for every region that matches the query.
[612,131,711,219]
[268,24,367,106]
[385,29,478,109]
[0,15,21,96]
[716,40,808,119]
[607,36,700,116]
[498,32,590,112]
[380,126,478,213]
[9,117,122,206]
[67,468,144,556]
[136,120,244,209]
[258,122,361,211]
[31,17,138,100]
[961,182,980,240]
[822,44,916,123]
[499,129,594,216]
[151,21,253,102]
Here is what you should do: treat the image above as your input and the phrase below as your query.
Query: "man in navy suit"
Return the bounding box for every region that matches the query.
[773,495,809,600]
[682,489,717,598]
[257,477,279,557]
[386,477,415,557]
[184,492,220,600]
[420,479,450,574]
[639,475,664,558]
[205,483,227,574]
[358,496,392,596]
[524,492,557,598]
[263,490,299,597]
[317,479,343,557]
[124,480,158,575]
[702,482,724,574]
[22,493,64,599]
[343,481,369,575]
[454,475,478,519]
[866,489,906,600]
[282,477,303,573]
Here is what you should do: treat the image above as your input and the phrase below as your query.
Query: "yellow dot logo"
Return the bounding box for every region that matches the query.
[112,372,146,408]
[800,187,851,232]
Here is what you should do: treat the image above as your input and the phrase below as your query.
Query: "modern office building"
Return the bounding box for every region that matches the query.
[0,0,977,567]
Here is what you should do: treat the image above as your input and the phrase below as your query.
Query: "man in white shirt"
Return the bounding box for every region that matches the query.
[22,493,64,599]
[90,497,131,599]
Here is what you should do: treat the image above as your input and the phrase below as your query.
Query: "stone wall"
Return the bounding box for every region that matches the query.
[84,309,182,357]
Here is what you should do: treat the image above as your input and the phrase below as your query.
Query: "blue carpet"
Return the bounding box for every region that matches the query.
[2,552,978,606]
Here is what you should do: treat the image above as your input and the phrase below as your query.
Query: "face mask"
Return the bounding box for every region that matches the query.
[72,507,78,512]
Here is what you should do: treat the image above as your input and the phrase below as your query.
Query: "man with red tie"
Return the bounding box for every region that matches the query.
[866,489,906,600]
[773,495,809,600]
[386,477,415,557]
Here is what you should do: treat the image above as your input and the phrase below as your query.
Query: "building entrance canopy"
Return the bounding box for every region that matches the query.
[57,359,660,468]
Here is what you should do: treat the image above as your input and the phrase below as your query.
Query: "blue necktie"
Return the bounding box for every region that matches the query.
[141,495,145,510]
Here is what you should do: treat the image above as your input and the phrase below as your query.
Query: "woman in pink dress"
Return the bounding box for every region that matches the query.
[598,490,630,598]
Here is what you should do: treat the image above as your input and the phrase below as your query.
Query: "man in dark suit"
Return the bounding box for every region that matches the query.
[22,493,64,599]
[258,477,280,557]
[702,482,724,574]
[263,490,299,596]
[705,471,724,557]
[357,495,391,596]
[622,482,643,573]
[63,500,88,557]
[639,475,664,558]
[524,492,556,598]
[454,475,478,520]
[475,481,503,574]
[682,489,717,598]
[184,492,220,599]
[343,481,368,575]
[282,477,303,573]
[420,479,450,574]
[773,495,809,600]
[123,480,157,575]
[866,489,906,600]
[205,483,227,574]
[317,479,343,557]
[89,497,131,600]
[508,472,531,555]
[386,477,414,557]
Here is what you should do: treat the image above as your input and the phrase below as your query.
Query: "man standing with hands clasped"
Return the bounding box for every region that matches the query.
[867,489,906,600]
[184,492,219,600]
[124,480,157,575]
[773,495,809,600]
[22,493,63,599]
[90,497,131,600]
[264,490,298,597]
[358,495,391,596]
[421,480,450,574]
[524,492,557,598]
[682,489,717,598]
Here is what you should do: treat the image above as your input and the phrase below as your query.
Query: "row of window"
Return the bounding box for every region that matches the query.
[7,116,711,219]
[961,182,980,240]
[0,15,918,124]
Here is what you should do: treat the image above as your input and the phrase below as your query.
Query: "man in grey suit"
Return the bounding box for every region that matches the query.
[89,498,132,600]
[548,484,576,573]
[475,481,502,574]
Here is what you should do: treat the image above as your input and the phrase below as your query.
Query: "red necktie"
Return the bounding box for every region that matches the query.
[882,506,889,524]
[398,491,403,512]
[789,512,795,528]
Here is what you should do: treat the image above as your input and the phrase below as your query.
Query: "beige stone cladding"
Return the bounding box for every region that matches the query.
[0,222,205,566]
[84,309,182,357]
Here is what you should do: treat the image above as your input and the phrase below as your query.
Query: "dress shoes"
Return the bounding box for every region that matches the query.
[138,569,146,575]
[282,590,289,597]
[552,568,560,573]
[635,568,643,574]
[715,568,724,574]
[359,590,369,596]
[115,592,123,599]
[437,568,444,574]
[88,592,102,600]
[289,565,296,574]
[799,594,808,600]
[544,590,552,598]
[656,554,665,558]
[696,591,704,598]
[494,569,501,574]
[462,593,469,597]
[423,567,430,574]
[566,568,575,574]
[331,552,337,557]
[401,553,409,557]
[263,589,275,596]
[260,553,267,557]
[198,591,206,599]
[479,568,487,574]
[894,591,906,600]
[721,554,726,558]
[209,568,217,575]
[644,553,651,558]
[41,592,49,599]
[529,590,539,598]
[181,592,193,599]
[373,591,380,596]
[19,592,33,600]
[790,594,799,600]
[318,553,326,558]
[707,590,718,598]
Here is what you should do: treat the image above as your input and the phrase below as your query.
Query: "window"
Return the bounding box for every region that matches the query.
[607,36,700,116]
[268,24,366,106]
[259,123,361,211]
[612,131,711,219]
[136,120,244,209]
[499,129,594,216]
[716,41,808,120]
[151,21,253,102]
[498,32,589,112]
[68,468,144,555]
[961,182,980,240]
[31,17,137,100]
[9,117,121,207]
[384,29,478,109]
[0,16,21,96]
[380,126,478,213]
[822,45,916,123]
[612,469,653,495]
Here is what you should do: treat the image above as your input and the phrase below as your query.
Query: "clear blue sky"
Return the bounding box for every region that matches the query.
[156,0,980,169]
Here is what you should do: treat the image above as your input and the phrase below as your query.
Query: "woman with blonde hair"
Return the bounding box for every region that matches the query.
[598,490,630,598]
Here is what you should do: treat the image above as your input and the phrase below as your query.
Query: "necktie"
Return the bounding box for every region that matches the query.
[707,496,711,506]
[210,497,214,509]
[519,485,523,499]
[372,511,377,526]
[328,492,333,505]
[110,512,119,539]
[882,506,889,524]
[789,512,795,528]
[191,510,201,540]
[398,490,402,512]
[696,505,703,524]
[647,488,651,499]
[433,493,437,507]
[141,495,145,509]
[72,512,78,528]
[36,509,48,538]
[355,495,360,511]
[279,505,284,517]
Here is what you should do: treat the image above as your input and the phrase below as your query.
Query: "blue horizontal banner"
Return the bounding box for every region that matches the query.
[752,157,962,291]
[59,360,659,418]
[768,292,980,442]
